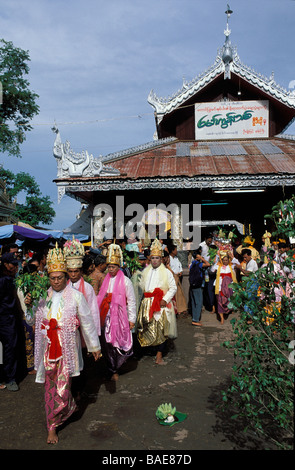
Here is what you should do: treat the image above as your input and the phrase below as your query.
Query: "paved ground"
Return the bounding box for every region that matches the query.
[0,309,274,453]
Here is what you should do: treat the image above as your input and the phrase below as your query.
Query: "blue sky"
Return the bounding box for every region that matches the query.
[1,0,295,230]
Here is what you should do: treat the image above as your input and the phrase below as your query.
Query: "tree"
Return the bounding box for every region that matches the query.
[0,168,55,226]
[0,39,39,157]
[222,196,295,450]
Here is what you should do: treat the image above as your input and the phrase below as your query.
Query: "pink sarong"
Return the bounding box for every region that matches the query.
[44,356,77,431]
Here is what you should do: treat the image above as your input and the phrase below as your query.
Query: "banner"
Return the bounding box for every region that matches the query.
[195,100,269,140]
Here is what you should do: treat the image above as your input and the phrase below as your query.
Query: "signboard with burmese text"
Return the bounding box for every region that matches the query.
[195,100,269,140]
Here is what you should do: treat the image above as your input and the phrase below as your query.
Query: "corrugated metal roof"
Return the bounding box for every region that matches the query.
[100,138,295,179]
[208,142,248,156]
[253,141,284,154]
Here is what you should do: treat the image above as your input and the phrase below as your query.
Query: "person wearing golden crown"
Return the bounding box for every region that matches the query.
[136,238,177,365]
[210,249,239,324]
[97,241,136,382]
[64,237,101,340]
[236,235,260,264]
[26,244,101,445]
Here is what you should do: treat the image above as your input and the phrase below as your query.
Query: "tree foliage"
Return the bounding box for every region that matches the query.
[222,196,295,450]
[0,39,39,157]
[15,272,50,317]
[0,167,55,226]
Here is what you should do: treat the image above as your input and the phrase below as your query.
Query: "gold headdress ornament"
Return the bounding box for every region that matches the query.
[219,250,229,260]
[150,238,163,257]
[262,230,272,248]
[243,235,255,246]
[47,243,67,274]
[63,236,85,269]
[106,240,123,266]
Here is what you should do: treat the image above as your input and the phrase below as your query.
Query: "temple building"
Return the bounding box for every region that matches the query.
[52,7,295,251]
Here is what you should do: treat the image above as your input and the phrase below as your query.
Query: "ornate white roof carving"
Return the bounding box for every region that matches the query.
[275,133,295,141]
[148,6,295,122]
[148,46,295,122]
[52,124,121,180]
[58,174,295,201]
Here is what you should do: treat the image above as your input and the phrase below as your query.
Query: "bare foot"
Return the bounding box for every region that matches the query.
[155,352,166,365]
[47,429,58,444]
[111,373,119,382]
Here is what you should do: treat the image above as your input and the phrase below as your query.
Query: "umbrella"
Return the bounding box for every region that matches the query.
[142,208,171,232]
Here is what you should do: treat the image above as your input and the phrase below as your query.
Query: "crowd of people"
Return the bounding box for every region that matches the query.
[0,230,293,444]
[189,233,294,325]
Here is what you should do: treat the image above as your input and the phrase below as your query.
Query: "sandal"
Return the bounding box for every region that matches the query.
[6,381,19,391]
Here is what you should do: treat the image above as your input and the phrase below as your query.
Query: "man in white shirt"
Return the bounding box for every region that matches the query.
[236,249,258,276]
[168,244,187,316]
[169,245,183,276]
[67,267,101,338]
[137,239,177,365]
[199,235,213,262]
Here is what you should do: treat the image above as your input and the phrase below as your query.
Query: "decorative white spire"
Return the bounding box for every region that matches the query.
[224,4,233,37]
[222,4,234,78]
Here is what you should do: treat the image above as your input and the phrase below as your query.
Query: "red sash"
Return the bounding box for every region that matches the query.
[100,293,112,327]
[42,318,62,361]
[144,288,164,320]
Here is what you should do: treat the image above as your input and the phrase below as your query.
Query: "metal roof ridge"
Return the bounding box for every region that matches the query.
[102,136,178,163]
[274,133,295,141]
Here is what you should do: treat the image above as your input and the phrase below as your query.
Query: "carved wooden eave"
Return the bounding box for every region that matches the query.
[53,136,295,204]
[56,173,295,195]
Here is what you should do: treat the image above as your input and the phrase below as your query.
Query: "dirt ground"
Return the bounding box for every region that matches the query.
[0,309,275,454]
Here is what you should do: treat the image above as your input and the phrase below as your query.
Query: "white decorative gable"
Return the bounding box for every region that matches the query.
[148,7,295,124]
[52,124,120,179]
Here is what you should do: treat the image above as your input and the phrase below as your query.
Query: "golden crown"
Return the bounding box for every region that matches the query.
[150,238,163,257]
[47,243,67,273]
[106,243,123,266]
